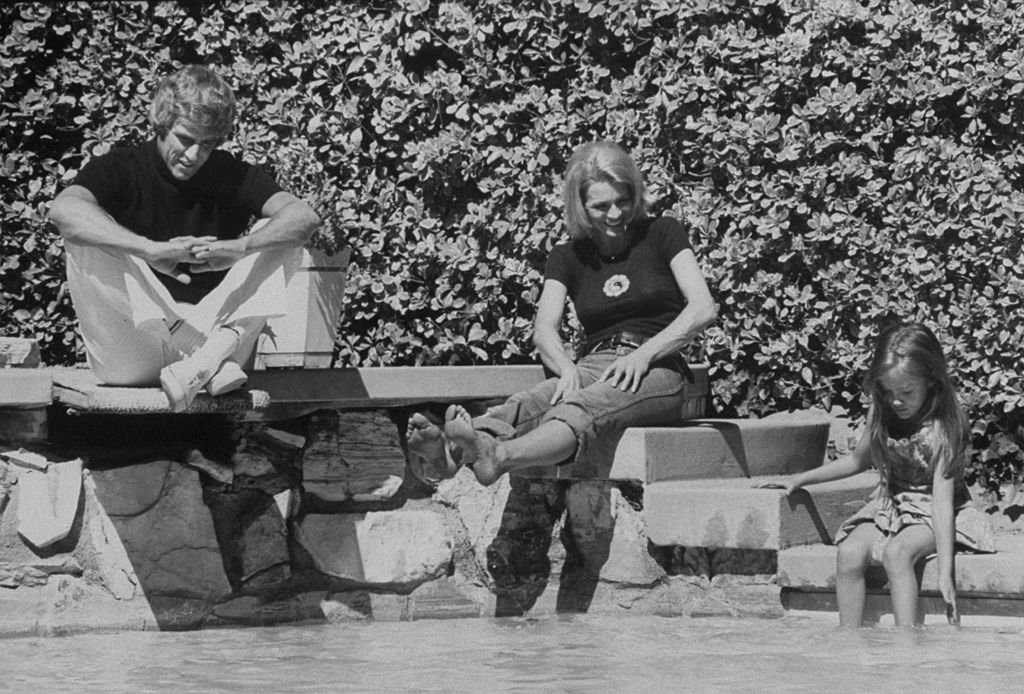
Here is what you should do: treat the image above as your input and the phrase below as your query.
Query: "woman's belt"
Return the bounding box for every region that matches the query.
[582,330,650,356]
[581,331,695,382]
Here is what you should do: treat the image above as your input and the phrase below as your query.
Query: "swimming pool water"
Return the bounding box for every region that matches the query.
[3,613,1022,693]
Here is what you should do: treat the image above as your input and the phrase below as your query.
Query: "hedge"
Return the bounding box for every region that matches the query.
[2,0,1023,490]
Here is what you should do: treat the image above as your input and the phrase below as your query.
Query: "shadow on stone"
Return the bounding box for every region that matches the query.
[487,476,565,617]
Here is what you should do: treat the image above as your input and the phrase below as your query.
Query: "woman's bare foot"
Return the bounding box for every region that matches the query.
[444,404,502,486]
[406,412,459,483]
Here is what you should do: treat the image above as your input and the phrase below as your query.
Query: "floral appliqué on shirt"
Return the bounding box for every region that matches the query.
[603,274,629,298]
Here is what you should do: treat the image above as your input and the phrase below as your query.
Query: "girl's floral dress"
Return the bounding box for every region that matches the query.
[835,419,995,564]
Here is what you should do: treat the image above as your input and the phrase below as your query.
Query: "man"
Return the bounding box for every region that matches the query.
[48,65,321,411]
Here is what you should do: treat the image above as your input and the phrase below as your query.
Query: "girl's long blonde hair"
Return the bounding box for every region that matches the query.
[864,322,967,480]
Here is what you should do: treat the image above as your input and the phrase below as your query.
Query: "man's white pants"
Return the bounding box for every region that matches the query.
[64,241,300,386]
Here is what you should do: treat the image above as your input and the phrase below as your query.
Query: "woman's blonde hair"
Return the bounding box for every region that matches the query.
[149,65,236,141]
[563,141,650,240]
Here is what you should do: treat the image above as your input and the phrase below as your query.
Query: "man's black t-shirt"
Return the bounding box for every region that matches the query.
[72,139,281,303]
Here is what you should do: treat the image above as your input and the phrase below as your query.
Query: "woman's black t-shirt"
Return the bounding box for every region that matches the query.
[543,216,693,345]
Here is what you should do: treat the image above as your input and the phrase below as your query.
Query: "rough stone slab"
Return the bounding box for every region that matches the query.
[564,481,665,585]
[89,460,232,602]
[211,592,327,626]
[0,337,41,368]
[81,472,144,601]
[301,410,405,502]
[16,459,83,549]
[295,510,452,587]
[51,367,269,415]
[0,408,48,445]
[778,533,1024,596]
[644,472,877,549]
[322,577,483,622]
[0,370,52,407]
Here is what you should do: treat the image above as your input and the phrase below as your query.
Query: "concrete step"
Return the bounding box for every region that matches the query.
[518,410,831,482]
[0,370,52,408]
[644,472,877,549]
[640,413,831,483]
[779,534,1024,622]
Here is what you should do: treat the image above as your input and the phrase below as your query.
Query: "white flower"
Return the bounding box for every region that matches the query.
[603,274,630,298]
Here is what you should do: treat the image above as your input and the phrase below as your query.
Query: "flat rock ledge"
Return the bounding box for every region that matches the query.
[0,433,782,636]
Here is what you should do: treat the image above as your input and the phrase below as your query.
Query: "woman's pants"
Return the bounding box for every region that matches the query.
[478,345,691,465]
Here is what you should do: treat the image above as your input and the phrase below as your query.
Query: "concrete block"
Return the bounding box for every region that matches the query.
[784,590,1024,623]
[255,247,350,369]
[779,534,1024,596]
[644,412,832,483]
[0,370,52,407]
[533,411,832,483]
[0,337,41,367]
[643,471,877,549]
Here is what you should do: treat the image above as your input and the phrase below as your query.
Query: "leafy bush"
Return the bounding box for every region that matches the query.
[2,0,1023,490]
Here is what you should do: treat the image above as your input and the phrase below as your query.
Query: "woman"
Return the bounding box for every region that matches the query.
[408,140,717,486]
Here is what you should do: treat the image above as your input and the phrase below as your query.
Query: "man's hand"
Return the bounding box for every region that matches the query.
[146,236,218,284]
[188,238,247,273]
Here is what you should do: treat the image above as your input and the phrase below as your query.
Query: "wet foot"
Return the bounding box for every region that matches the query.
[406,412,459,483]
[444,404,501,486]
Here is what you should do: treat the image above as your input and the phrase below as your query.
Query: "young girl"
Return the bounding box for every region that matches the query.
[763,322,993,627]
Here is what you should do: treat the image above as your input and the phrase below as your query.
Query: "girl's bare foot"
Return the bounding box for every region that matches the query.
[444,404,502,486]
[406,412,459,483]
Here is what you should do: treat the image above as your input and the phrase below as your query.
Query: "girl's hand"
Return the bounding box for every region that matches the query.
[939,573,958,625]
[550,367,582,405]
[599,351,652,393]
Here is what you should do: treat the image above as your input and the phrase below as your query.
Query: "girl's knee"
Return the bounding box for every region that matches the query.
[880,539,921,573]
[835,542,870,577]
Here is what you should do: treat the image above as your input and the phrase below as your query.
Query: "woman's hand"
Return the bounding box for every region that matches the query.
[550,366,582,405]
[599,350,652,393]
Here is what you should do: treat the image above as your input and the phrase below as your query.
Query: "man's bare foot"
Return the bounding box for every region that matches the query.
[406,412,459,484]
[444,404,502,486]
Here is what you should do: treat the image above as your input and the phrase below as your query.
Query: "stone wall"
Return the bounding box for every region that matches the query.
[0,404,780,636]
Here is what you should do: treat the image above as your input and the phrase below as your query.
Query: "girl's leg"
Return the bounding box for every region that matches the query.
[445,405,576,485]
[881,524,937,627]
[835,523,882,628]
